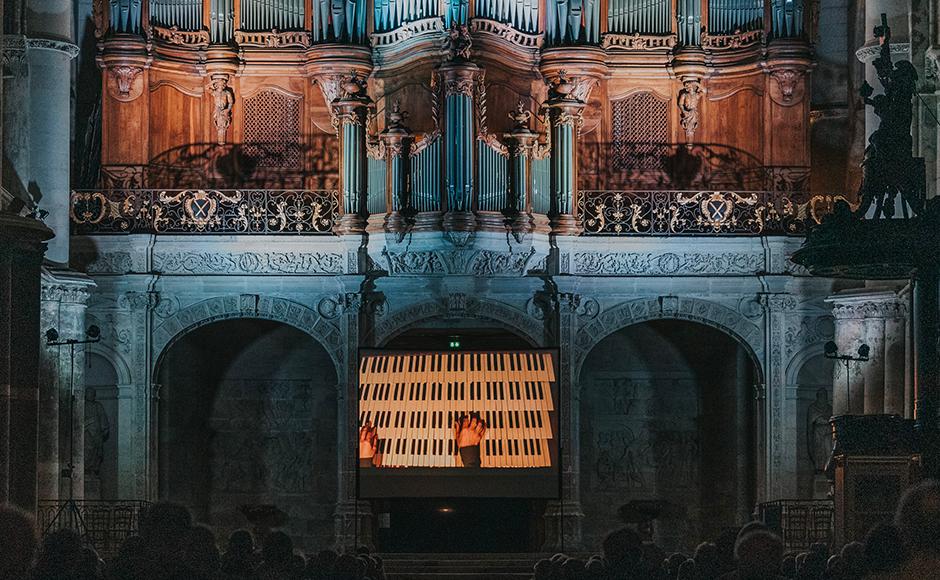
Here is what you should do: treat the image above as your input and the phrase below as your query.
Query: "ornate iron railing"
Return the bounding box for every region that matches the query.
[37,500,151,558]
[758,499,834,552]
[70,189,339,235]
[579,190,821,235]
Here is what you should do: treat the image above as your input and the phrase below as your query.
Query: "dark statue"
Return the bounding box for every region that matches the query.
[857,14,925,218]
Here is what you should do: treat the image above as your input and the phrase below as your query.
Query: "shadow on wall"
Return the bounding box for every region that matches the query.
[99,138,340,190]
[578,142,809,193]
[155,318,338,553]
[579,319,758,553]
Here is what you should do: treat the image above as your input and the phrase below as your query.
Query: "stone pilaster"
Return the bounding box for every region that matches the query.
[543,291,584,551]
[0,215,53,511]
[333,291,373,551]
[760,293,797,501]
[827,290,910,416]
[38,269,95,502]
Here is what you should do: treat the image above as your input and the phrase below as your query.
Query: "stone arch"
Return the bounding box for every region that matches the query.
[572,296,764,383]
[86,343,133,386]
[152,295,343,377]
[785,342,830,387]
[366,297,548,348]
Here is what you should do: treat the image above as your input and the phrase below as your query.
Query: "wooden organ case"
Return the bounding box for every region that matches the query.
[359,351,557,469]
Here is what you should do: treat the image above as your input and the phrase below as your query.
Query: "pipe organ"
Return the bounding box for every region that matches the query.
[358,352,556,468]
[105,0,803,41]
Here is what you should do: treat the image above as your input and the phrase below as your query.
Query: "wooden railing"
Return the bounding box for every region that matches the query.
[758,499,835,552]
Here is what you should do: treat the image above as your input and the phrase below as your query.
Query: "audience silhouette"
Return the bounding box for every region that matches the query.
[1,481,937,580]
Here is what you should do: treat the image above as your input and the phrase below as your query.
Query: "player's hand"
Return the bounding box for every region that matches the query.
[454,414,486,448]
[359,422,378,459]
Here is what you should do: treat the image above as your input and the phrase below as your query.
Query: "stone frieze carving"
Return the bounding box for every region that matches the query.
[573,252,764,275]
[785,315,835,357]
[86,251,135,274]
[382,248,536,276]
[2,36,28,77]
[152,251,344,274]
[830,299,908,319]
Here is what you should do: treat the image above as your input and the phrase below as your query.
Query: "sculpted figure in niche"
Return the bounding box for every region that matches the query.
[806,388,833,473]
[84,387,111,477]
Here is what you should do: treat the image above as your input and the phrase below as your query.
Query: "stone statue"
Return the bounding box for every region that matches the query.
[806,388,833,473]
[857,14,924,218]
[84,387,111,477]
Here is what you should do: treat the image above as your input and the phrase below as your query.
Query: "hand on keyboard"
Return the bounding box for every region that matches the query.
[454,414,487,448]
[359,421,379,460]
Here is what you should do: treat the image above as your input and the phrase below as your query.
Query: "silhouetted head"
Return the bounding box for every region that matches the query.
[227,529,254,555]
[603,527,644,570]
[139,502,193,558]
[895,480,940,556]
[863,521,904,574]
[734,530,784,580]
[261,531,293,565]
[37,528,83,575]
[0,505,37,580]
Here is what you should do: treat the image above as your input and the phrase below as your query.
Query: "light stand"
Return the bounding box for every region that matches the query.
[42,326,101,541]
[824,341,870,413]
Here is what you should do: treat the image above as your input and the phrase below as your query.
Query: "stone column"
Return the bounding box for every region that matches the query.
[827,291,910,417]
[543,292,584,551]
[333,76,372,236]
[39,270,95,502]
[25,0,78,265]
[439,60,479,232]
[0,215,53,511]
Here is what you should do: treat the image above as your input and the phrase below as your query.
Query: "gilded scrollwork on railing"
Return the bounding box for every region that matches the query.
[601,32,676,50]
[580,190,814,235]
[701,29,764,50]
[149,25,211,47]
[234,29,311,48]
[71,189,339,234]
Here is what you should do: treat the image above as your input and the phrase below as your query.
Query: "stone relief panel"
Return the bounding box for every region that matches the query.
[574,252,764,276]
[381,247,537,276]
[152,251,344,274]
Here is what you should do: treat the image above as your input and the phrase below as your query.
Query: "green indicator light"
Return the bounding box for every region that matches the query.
[449,340,461,348]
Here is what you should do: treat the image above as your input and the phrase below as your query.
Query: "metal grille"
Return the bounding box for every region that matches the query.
[244,91,301,169]
[611,93,668,172]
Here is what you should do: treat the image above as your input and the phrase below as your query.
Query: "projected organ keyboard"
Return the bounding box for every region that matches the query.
[358,351,556,468]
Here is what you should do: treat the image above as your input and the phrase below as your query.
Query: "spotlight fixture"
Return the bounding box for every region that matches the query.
[86,325,101,340]
[823,340,871,413]
[45,328,59,344]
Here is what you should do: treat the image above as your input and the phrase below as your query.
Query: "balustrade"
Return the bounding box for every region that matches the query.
[101,0,808,45]
[37,500,150,559]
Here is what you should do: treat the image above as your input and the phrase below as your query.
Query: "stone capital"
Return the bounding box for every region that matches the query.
[826,292,909,319]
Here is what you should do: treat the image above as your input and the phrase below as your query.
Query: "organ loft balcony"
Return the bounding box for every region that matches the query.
[77,0,824,238]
